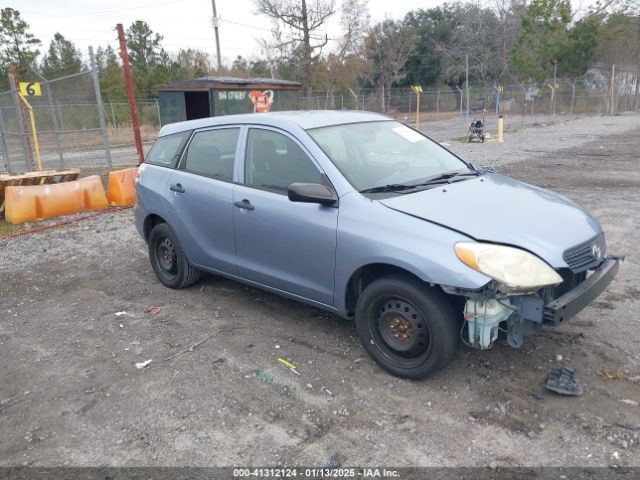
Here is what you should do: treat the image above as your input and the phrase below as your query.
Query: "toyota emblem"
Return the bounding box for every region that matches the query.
[592,244,602,260]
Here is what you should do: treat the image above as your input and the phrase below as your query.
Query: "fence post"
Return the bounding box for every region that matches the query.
[31,70,65,170]
[110,101,116,126]
[56,101,65,131]
[634,68,639,111]
[465,54,469,119]
[0,106,11,173]
[519,84,526,128]
[609,64,616,115]
[154,99,162,127]
[89,46,112,171]
[493,83,501,117]
[9,70,33,172]
[436,89,440,115]
[569,80,576,115]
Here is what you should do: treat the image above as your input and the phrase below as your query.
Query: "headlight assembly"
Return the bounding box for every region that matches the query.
[455,242,562,293]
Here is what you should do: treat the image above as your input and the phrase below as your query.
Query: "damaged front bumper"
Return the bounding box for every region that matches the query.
[443,256,622,349]
[544,257,620,324]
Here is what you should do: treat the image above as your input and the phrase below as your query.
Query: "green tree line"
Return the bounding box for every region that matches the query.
[0,1,638,101]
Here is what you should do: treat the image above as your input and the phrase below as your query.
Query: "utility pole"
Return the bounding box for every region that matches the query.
[116,23,145,164]
[211,0,222,71]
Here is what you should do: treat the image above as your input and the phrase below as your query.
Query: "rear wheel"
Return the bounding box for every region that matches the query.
[148,223,200,289]
[355,275,460,379]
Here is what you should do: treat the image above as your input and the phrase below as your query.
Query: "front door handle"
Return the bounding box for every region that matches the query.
[234,199,255,211]
[169,183,185,193]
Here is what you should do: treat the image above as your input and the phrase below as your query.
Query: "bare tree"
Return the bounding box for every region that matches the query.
[434,4,502,85]
[336,0,369,60]
[175,48,212,77]
[325,0,370,105]
[493,0,527,82]
[255,0,337,96]
[363,19,416,111]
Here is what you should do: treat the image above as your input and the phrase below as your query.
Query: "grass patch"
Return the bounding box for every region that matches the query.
[0,219,27,236]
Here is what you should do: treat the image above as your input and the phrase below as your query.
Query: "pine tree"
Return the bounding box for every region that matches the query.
[41,32,82,79]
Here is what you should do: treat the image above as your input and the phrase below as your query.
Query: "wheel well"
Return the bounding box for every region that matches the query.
[344,263,465,318]
[345,264,422,315]
[143,214,166,242]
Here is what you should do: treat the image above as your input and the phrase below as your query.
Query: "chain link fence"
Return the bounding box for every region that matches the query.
[300,71,639,120]
[1,65,637,175]
[0,67,160,175]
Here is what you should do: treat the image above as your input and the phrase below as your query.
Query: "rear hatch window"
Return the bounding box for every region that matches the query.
[145,131,191,167]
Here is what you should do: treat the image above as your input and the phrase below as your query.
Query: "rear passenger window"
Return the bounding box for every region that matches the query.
[183,128,240,181]
[145,131,190,167]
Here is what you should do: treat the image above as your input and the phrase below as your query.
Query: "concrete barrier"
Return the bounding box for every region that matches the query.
[107,167,137,206]
[4,176,108,224]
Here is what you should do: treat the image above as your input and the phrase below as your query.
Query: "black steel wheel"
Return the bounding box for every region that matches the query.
[355,275,459,379]
[148,222,200,289]
[156,237,177,277]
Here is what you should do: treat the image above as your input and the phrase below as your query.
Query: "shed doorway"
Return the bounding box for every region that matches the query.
[185,91,210,120]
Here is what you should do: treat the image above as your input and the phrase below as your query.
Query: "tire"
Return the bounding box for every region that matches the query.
[355,274,460,380]
[148,222,200,289]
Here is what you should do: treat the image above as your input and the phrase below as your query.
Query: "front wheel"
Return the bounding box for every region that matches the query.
[355,275,460,379]
[148,222,200,289]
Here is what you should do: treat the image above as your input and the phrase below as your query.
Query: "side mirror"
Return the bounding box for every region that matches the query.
[287,183,338,206]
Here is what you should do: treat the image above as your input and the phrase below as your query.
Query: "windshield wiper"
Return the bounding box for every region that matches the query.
[408,171,479,187]
[359,184,420,194]
[359,171,479,195]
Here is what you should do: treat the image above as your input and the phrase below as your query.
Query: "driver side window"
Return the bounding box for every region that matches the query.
[244,128,323,193]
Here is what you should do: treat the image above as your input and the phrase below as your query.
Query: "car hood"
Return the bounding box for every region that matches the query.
[378,172,602,268]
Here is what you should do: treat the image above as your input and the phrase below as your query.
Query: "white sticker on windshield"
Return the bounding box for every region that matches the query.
[391,125,425,143]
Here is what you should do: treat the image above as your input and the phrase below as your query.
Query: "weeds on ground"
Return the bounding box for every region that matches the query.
[0,219,26,235]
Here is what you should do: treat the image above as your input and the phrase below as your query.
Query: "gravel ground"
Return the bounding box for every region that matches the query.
[1,114,639,468]
[438,113,640,166]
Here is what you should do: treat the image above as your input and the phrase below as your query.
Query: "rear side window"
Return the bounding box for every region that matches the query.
[145,131,190,167]
[183,128,240,181]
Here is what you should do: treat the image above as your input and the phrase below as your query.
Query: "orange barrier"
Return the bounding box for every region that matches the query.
[4,176,108,224]
[107,167,137,206]
[0,168,81,214]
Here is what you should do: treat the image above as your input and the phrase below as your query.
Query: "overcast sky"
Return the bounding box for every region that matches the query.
[19,0,596,67]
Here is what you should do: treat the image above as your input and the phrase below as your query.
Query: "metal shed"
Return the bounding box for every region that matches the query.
[156,76,302,125]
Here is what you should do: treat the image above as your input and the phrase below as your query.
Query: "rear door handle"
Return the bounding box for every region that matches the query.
[234,199,255,211]
[169,183,185,193]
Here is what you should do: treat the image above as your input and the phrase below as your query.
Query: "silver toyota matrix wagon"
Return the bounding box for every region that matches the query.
[134,111,620,379]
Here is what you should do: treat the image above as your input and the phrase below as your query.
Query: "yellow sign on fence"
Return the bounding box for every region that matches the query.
[19,82,42,97]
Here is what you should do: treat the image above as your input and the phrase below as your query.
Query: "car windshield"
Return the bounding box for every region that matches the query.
[307,120,473,193]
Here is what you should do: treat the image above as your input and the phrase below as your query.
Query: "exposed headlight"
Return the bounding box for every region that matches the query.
[455,242,563,293]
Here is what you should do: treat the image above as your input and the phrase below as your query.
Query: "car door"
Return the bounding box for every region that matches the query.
[164,126,241,274]
[233,126,338,306]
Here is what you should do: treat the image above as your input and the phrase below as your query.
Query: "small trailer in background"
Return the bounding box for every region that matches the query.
[156,76,302,126]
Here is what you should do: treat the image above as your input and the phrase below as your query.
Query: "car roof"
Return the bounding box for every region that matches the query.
[158,110,392,137]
